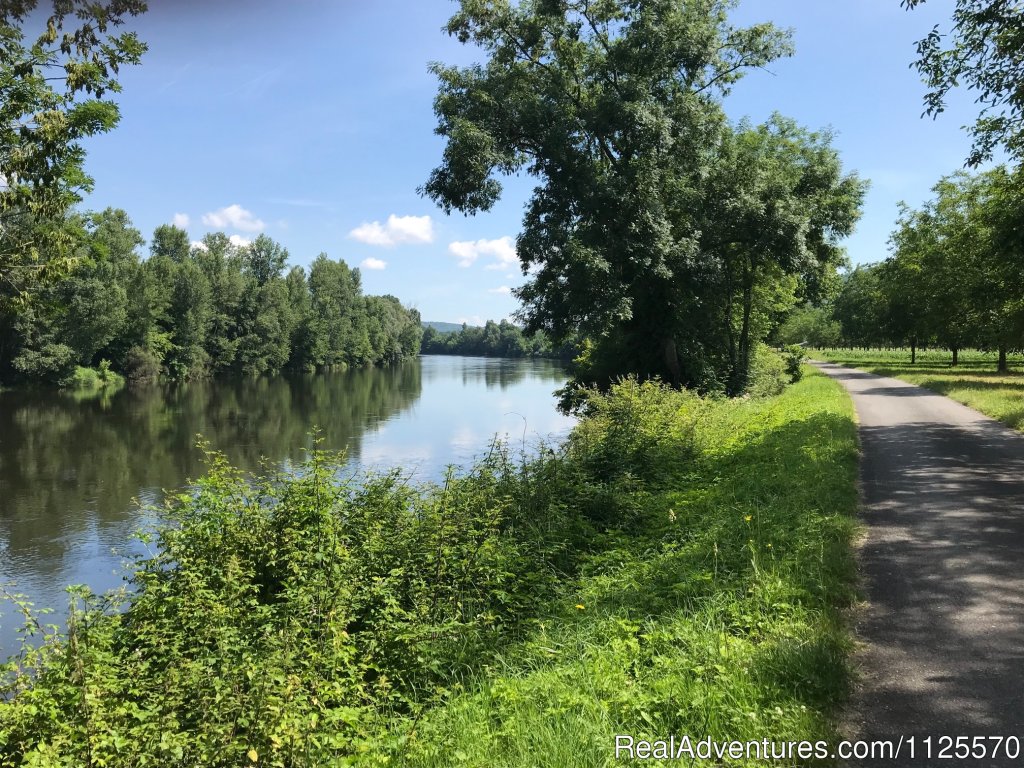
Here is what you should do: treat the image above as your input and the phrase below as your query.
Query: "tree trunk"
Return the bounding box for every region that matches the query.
[663,336,681,388]
[910,338,916,364]
[998,344,1008,373]
[951,347,959,366]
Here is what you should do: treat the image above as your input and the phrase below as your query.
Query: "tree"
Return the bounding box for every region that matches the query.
[775,305,841,347]
[1,0,146,300]
[905,0,1024,166]
[424,0,793,390]
[244,234,288,286]
[424,0,860,394]
[150,224,190,263]
[698,116,864,391]
[832,266,887,348]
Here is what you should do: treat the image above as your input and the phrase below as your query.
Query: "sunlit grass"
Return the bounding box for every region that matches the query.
[813,348,1024,431]
[399,368,859,767]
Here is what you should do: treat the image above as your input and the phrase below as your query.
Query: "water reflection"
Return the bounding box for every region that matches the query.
[0,355,570,657]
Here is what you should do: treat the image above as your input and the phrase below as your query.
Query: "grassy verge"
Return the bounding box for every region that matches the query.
[813,348,1024,431]
[0,369,859,767]
[401,367,859,766]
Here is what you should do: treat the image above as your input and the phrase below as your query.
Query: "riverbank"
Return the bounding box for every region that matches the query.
[813,348,1024,431]
[0,368,859,766]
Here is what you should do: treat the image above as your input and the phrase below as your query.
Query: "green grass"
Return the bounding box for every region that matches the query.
[813,348,1024,431]
[0,370,859,767]
[399,368,860,767]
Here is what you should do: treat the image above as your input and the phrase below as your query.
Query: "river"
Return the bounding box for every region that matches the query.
[0,355,572,658]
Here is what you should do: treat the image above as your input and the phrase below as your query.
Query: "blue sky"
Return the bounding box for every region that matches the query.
[78,0,985,325]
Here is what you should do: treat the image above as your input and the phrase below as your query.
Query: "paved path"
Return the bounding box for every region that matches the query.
[814,362,1024,766]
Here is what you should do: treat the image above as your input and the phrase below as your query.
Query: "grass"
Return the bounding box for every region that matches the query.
[0,369,860,767]
[812,348,1024,431]
[398,367,859,767]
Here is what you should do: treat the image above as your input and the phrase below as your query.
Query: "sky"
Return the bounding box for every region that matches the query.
[72,0,988,325]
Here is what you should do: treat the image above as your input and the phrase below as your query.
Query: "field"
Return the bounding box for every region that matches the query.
[812,348,1024,431]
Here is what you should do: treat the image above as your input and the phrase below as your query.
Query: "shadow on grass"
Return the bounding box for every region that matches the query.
[575,409,859,724]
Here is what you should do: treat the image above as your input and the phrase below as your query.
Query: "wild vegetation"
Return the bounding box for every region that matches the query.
[1,366,858,766]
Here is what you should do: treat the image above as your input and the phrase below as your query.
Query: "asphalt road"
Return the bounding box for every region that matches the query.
[814,361,1024,766]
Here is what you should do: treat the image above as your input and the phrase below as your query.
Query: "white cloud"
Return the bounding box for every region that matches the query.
[201,204,265,232]
[488,285,512,295]
[349,214,434,247]
[229,234,251,248]
[172,212,190,228]
[448,236,517,269]
[190,240,208,251]
[456,315,485,326]
[360,257,387,270]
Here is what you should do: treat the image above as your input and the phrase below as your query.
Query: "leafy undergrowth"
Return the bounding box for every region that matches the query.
[0,370,858,767]
[814,348,1024,431]
[400,368,858,767]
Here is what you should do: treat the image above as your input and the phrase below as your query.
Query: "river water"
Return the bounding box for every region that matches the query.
[0,355,571,658]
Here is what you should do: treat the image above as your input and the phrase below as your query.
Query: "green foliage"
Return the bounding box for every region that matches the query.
[775,305,841,347]
[746,344,790,398]
[424,1,863,393]
[0,372,859,765]
[421,319,573,360]
[0,1,147,302]
[63,360,123,391]
[783,344,805,382]
[905,0,1024,166]
[821,166,1024,372]
[569,378,704,486]
[0,216,424,385]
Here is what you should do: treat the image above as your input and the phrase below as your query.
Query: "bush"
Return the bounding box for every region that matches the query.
[66,365,101,389]
[568,377,704,486]
[11,343,76,384]
[124,345,162,384]
[746,343,789,397]
[0,440,599,765]
[63,361,125,391]
[783,343,805,382]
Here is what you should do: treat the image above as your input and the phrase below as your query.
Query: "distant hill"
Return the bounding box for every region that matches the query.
[422,321,472,334]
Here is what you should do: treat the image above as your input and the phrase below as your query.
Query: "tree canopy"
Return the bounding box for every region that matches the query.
[0,0,147,301]
[0,214,424,385]
[425,0,863,394]
[784,165,1024,372]
[905,0,1024,166]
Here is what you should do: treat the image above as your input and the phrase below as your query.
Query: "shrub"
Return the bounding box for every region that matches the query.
[568,377,704,487]
[783,343,805,382]
[124,345,162,384]
[746,343,789,397]
[65,365,101,389]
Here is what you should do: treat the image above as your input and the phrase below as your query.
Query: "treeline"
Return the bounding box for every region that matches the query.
[777,165,1024,370]
[420,320,575,359]
[0,210,423,386]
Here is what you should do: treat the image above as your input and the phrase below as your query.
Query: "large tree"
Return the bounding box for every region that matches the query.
[905,0,1024,166]
[423,0,793,391]
[0,0,146,300]
[698,116,864,391]
[424,0,862,393]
